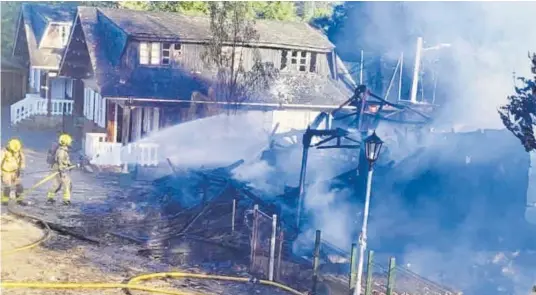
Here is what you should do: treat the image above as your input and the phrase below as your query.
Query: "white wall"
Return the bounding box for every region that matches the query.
[271,110,323,133]
[28,67,41,93]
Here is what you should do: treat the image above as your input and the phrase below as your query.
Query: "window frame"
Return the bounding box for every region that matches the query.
[289,50,309,72]
[139,42,150,65]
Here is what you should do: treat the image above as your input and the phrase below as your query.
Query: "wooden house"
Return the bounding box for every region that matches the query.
[1,58,26,107]
[10,3,77,124]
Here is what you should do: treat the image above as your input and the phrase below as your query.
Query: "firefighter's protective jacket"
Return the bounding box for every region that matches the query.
[0,148,25,173]
[53,146,72,172]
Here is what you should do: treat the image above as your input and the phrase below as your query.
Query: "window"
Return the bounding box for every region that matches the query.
[162,43,171,65]
[309,52,317,73]
[139,42,161,65]
[280,50,288,70]
[299,51,307,71]
[60,25,70,47]
[174,43,182,56]
[150,43,160,65]
[290,51,308,72]
[139,42,149,65]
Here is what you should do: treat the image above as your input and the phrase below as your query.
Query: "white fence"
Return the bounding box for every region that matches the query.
[83,133,159,167]
[10,94,74,125]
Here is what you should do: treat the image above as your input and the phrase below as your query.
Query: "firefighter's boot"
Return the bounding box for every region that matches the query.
[46,192,56,204]
[62,186,71,206]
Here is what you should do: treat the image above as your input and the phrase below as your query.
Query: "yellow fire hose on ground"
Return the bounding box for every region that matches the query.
[0,172,306,295]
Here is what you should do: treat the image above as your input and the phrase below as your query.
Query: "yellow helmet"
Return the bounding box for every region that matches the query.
[7,138,22,152]
[58,133,73,147]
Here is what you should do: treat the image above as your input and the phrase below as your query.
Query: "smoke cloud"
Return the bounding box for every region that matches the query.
[131,2,536,294]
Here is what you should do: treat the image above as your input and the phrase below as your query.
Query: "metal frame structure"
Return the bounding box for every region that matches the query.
[295,84,434,228]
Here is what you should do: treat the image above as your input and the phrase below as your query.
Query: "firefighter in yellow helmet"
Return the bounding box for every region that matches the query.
[47,133,73,205]
[1,138,26,205]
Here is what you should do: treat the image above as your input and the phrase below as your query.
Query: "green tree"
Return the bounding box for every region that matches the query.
[1,1,21,56]
[499,53,536,152]
[117,1,208,15]
[253,1,297,21]
[199,1,278,115]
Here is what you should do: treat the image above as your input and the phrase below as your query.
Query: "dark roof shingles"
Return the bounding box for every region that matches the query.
[21,3,77,69]
[98,8,333,51]
[75,6,351,105]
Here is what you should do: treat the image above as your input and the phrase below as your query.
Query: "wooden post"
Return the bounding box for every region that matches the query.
[249,204,259,271]
[349,243,358,294]
[386,257,396,295]
[276,229,284,281]
[268,214,277,281]
[46,73,52,116]
[231,198,236,233]
[364,251,374,295]
[312,230,321,295]
[121,105,131,173]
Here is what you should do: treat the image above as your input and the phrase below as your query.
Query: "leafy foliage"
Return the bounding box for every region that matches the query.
[498,53,536,152]
[199,2,278,113]
[117,1,208,15]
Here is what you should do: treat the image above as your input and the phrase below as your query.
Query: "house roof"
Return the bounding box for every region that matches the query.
[76,7,208,100]
[19,3,77,69]
[66,6,353,106]
[1,58,25,72]
[97,7,334,52]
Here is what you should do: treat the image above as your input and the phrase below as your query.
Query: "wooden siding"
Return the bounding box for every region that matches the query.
[125,41,335,78]
[1,71,26,107]
[60,17,93,79]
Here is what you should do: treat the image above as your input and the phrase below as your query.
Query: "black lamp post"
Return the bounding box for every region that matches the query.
[354,131,383,295]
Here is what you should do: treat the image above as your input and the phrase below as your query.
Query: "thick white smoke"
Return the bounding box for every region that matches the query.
[333,2,536,294]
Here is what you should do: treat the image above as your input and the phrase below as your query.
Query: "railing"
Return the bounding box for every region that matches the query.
[83,133,159,167]
[10,94,74,125]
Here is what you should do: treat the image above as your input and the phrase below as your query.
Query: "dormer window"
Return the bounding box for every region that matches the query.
[59,25,70,47]
[140,42,182,66]
[281,50,316,73]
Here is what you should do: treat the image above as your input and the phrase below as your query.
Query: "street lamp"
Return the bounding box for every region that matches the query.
[354,131,384,295]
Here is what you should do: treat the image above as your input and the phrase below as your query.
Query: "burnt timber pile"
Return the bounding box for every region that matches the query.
[104,156,458,295]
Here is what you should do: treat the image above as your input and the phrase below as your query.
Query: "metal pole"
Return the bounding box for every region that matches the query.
[398,52,403,101]
[231,198,236,233]
[269,214,278,281]
[276,229,284,281]
[349,243,358,294]
[360,50,364,85]
[354,165,374,295]
[410,37,423,104]
[312,230,321,295]
[384,57,401,101]
[386,257,396,295]
[296,133,311,228]
[364,250,374,295]
[250,204,259,271]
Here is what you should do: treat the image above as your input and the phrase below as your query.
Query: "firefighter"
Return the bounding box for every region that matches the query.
[1,138,26,206]
[47,133,74,206]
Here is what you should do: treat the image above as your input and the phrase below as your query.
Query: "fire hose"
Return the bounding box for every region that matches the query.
[1,175,306,295]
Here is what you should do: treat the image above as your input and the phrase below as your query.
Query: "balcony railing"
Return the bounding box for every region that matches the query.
[10,94,74,125]
[83,133,159,167]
